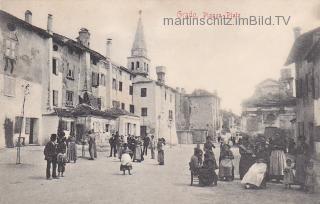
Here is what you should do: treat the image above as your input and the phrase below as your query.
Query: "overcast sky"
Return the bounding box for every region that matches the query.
[1,0,320,114]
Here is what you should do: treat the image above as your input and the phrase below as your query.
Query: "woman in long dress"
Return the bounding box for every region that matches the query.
[269,133,286,182]
[67,135,77,163]
[157,138,165,165]
[218,144,234,181]
[294,136,310,190]
[133,137,143,162]
[199,152,218,186]
[239,136,255,180]
[241,142,268,189]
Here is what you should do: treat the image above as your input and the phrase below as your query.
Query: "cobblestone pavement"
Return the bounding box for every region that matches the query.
[0,145,319,204]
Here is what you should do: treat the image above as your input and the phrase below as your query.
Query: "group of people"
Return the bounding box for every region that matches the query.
[109,133,167,175]
[44,132,77,180]
[45,129,168,178]
[239,134,318,193]
[190,134,318,193]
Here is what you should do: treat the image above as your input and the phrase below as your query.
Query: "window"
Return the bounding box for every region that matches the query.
[92,72,99,87]
[53,90,58,106]
[14,116,23,134]
[119,81,123,91]
[136,61,140,68]
[121,103,125,110]
[131,62,134,70]
[130,105,135,113]
[169,110,173,120]
[4,76,15,97]
[141,108,148,116]
[25,118,31,134]
[100,74,106,86]
[165,91,167,100]
[66,65,74,80]
[66,91,73,106]
[119,70,122,76]
[97,98,102,110]
[112,78,117,90]
[141,88,147,97]
[112,100,120,108]
[129,86,133,95]
[53,44,58,51]
[105,124,110,132]
[5,38,16,59]
[52,58,57,75]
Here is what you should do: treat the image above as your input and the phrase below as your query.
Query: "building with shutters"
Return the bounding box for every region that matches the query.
[285,27,320,158]
[0,10,49,148]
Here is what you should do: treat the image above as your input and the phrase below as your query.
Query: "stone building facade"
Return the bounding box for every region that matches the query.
[241,69,296,137]
[175,89,221,143]
[0,10,50,147]
[0,9,179,147]
[285,27,320,157]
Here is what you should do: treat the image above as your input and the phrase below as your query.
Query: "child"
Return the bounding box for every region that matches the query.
[120,148,132,175]
[305,161,318,193]
[283,159,294,189]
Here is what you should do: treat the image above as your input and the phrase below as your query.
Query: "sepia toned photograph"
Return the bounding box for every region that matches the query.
[0,0,319,203]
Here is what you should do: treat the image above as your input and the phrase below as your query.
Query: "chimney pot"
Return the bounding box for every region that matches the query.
[156,66,166,84]
[106,38,112,58]
[78,28,90,47]
[25,10,32,24]
[47,14,53,34]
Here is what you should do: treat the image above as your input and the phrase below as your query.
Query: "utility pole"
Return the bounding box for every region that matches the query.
[16,84,30,164]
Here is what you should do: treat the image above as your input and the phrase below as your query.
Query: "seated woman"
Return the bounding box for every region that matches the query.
[198,152,218,186]
[241,143,268,189]
[218,144,234,181]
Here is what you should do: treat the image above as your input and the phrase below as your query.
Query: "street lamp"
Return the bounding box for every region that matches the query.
[16,83,30,164]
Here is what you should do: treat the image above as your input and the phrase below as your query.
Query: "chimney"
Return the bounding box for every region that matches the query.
[106,38,112,58]
[293,27,301,40]
[25,10,32,24]
[77,28,90,47]
[47,14,53,34]
[156,66,166,84]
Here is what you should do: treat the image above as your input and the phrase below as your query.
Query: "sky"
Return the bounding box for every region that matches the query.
[1,0,320,114]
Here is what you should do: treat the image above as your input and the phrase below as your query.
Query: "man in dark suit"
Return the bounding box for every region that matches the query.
[143,135,150,156]
[44,134,58,180]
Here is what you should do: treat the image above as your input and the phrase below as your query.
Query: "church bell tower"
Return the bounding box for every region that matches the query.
[127,10,150,77]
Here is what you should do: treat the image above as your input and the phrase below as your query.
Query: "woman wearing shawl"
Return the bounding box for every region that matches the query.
[218,144,234,181]
[133,137,143,162]
[239,136,255,180]
[269,133,286,183]
[198,152,218,186]
[241,142,268,189]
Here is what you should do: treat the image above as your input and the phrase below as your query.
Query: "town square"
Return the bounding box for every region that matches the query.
[0,0,320,203]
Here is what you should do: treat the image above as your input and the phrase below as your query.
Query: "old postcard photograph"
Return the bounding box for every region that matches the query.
[0,0,319,203]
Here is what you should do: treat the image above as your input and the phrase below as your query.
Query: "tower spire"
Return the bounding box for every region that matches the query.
[131,10,147,57]
[127,10,150,77]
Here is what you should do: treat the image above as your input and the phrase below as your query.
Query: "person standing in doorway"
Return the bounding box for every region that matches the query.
[44,134,58,180]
